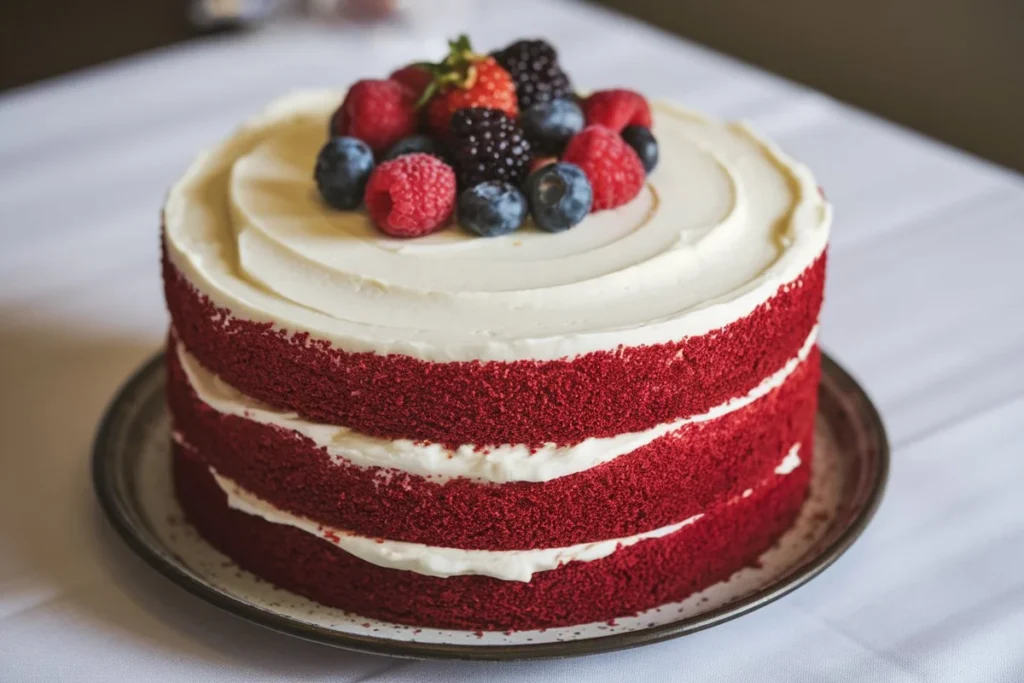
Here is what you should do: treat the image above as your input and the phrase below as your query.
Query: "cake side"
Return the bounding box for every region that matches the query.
[164,250,823,448]
[172,438,811,631]
[167,326,820,549]
[161,71,831,632]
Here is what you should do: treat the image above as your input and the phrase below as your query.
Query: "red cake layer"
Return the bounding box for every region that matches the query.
[173,441,811,631]
[168,339,819,549]
[163,249,825,448]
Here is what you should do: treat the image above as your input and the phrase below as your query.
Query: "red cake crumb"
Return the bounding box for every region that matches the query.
[167,338,819,549]
[173,441,812,631]
[163,247,825,448]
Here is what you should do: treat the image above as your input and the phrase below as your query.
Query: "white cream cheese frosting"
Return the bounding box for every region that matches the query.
[775,449,803,475]
[176,325,817,483]
[207,445,801,582]
[164,90,830,362]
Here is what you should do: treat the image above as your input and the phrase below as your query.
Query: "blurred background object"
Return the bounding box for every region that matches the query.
[1,0,203,89]
[592,0,1024,173]
[1,0,1022,173]
[189,0,285,28]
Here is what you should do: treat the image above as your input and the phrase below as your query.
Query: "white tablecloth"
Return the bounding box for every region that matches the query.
[2,1,1023,680]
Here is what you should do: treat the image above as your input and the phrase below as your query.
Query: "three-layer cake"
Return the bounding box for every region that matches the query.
[163,90,830,631]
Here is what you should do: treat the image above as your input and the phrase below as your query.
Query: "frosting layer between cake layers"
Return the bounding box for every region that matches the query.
[167,326,820,549]
[162,91,830,448]
[174,326,819,483]
[172,441,812,630]
[202,446,800,582]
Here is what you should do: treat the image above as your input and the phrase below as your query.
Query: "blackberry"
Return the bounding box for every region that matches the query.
[450,108,532,190]
[492,39,573,110]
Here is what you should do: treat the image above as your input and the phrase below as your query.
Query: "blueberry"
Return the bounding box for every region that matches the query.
[525,162,592,232]
[521,98,584,155]
[458,181,528,237]
[621,125,658,173]
[315,137,374,210]
[383,135,448,163]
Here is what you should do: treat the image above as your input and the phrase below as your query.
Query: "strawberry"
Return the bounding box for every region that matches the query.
[414,35,518,136]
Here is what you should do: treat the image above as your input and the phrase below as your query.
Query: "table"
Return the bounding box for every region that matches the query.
[2,1,1023,680]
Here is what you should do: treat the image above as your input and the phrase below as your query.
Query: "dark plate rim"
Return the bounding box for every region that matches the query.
[92,351,889,661]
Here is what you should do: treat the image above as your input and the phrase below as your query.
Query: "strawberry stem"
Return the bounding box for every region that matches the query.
[413,34,482,109]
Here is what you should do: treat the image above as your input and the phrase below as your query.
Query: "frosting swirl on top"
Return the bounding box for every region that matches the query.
[164,90,830,362]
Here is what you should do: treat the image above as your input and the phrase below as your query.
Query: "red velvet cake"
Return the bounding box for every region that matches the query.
[161,46,831,631]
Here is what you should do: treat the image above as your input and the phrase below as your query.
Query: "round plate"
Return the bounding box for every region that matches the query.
[93,351,888,661]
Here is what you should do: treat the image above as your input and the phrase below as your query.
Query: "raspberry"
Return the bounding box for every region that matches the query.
[450,107,531,190]
[330,79,418,155]
[364,153,456,237]
[582,89,652,133]
[389,65,432,100]
[492,39,574,110]
[562,126,645,211]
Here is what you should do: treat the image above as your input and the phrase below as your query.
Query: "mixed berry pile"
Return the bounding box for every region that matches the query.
[314,35,659,239]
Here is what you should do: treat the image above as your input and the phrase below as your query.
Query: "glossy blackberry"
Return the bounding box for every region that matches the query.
[450,107,532,189]
[492,39,573,110]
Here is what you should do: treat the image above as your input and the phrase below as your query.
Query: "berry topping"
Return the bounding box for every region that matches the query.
[419,36,518,136]
[582,89,652,133]
[450,107,532,190]
[383,134,448,163]
[491,39,574,110]
[458,181,529,237]
[314,137,375,210]
[521,98,585,155]
[621,125,659,173]
[562,125,645,211]
[524,162,593,232]
[389,65,433,100]
[364,153,456,238]
[313,34,659,239]
[330,79,418,155]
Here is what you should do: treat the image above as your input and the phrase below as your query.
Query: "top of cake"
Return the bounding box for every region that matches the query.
[164,40,829,364]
